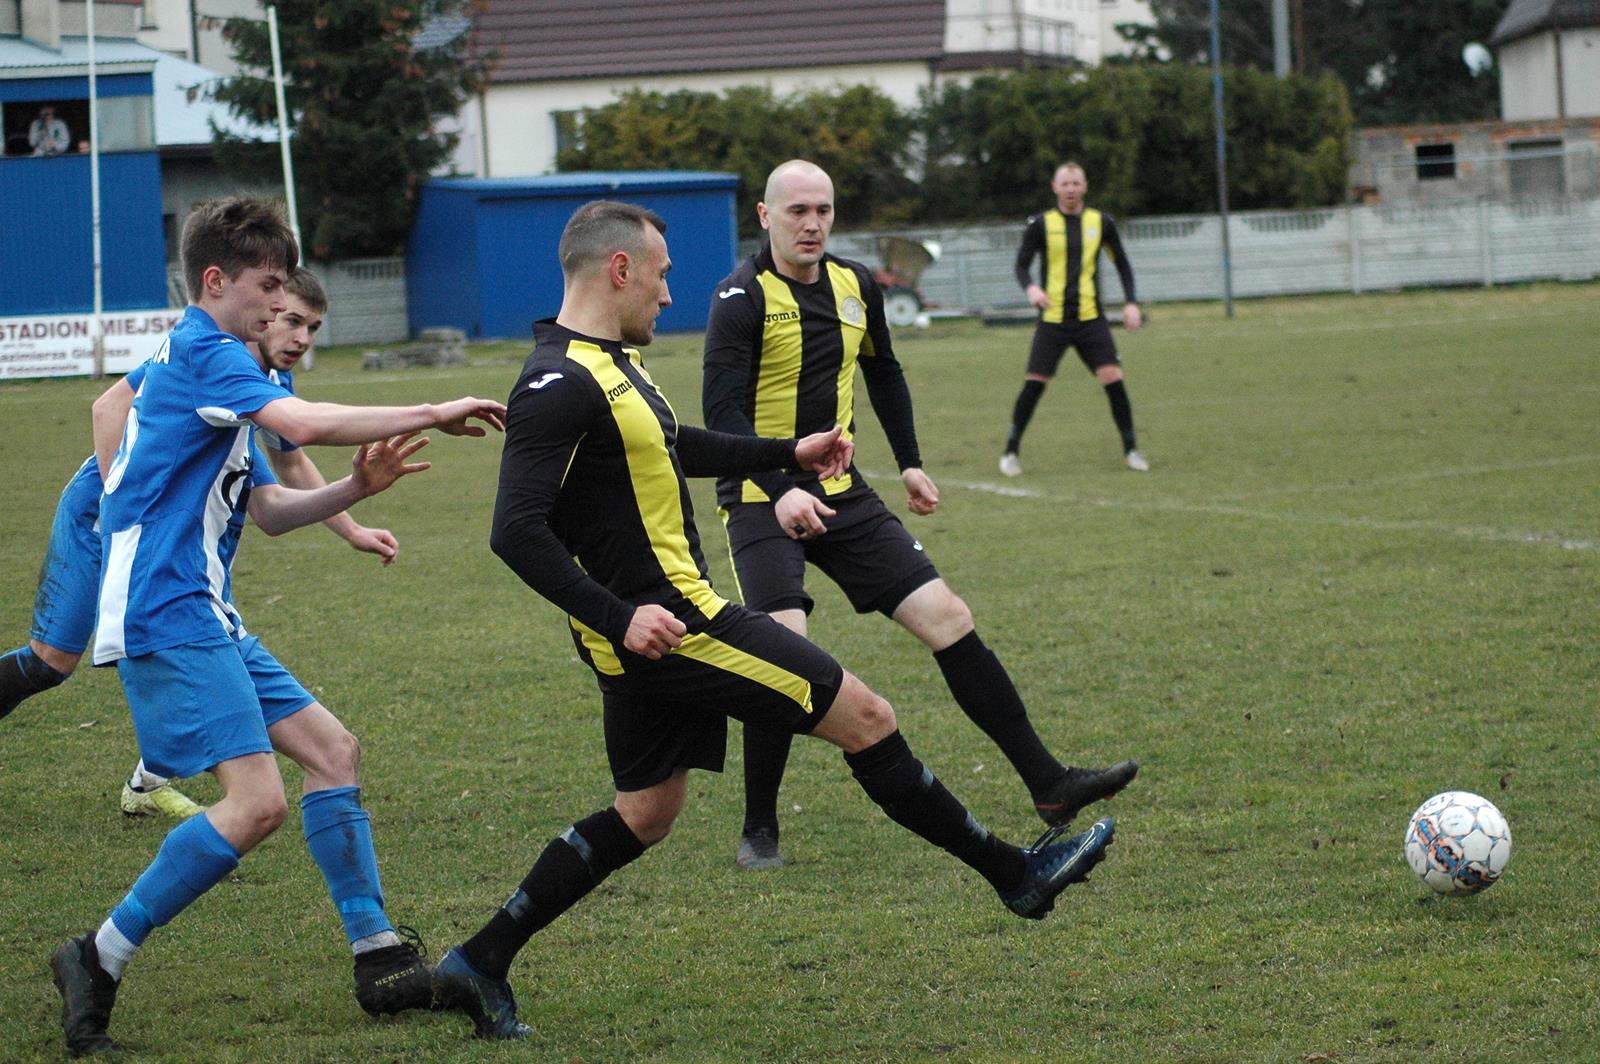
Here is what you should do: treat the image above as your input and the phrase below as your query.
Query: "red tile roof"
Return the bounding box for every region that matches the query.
[472,0,948,83]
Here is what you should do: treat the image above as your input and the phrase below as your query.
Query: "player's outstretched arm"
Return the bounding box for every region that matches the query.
[252,395,505,448]
[249,434,431,536]
[91,377,137,480]
[266,446,401,564]
[794,425,853,481]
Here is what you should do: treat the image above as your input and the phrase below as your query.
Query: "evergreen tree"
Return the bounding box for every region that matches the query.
[210,1,487,259]
[1120,0,1507,126]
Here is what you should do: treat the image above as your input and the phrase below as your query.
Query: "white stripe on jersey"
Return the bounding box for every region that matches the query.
[94,525,140,665]
[197,405,250,428]
[202,427,253,638]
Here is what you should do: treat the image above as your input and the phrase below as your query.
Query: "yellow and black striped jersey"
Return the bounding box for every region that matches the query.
[703,246,921,509]
[491,320,799,672]
[1014,207,1137,324]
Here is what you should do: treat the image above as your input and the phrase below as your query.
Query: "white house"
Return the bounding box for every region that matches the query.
[1491,0,1600,120]
[464,0,1153,178]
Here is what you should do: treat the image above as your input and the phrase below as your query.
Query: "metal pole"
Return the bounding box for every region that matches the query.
[88,0,106,377]
[267,6,301,251]
[1272,0,1290,78]
[1209,0,1234,317]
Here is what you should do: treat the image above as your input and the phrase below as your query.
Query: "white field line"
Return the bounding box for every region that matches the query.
[1166,304,1590,340]
[915,474,1599,553]
[1224,453,1600,500]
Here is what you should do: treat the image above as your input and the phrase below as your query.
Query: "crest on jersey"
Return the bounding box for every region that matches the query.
[840,295,865,326]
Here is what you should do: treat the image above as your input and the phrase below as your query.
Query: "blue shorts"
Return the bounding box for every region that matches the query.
[117,636,316,779]
[30,466,103,655]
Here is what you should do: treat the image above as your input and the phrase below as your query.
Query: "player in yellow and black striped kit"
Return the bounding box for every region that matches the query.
[431,200,1118,1041]
[704,160,1136,873]
[1001,161,1148,476]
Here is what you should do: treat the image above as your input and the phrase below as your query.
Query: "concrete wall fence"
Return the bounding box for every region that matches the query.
[826,198,1600,311]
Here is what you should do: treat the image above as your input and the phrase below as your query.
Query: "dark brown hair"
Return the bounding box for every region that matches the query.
[181,196,299,302]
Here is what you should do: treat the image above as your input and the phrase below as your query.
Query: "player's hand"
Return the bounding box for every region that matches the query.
[902,467,939,515]
[1123,302,1143,332]
[351,432,431,497]
[1026,284,1051,311]
[795,425,853,480]
[775,488,836,541]
[346,525,400,566]
[623,604,686,660]
[433,397,507,437]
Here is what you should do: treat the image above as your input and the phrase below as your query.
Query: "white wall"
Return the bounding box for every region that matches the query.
[1099,0,1155,58]
[944,0,1107,64]
[136,0,195,59]
[1562,28,1600,118]
[482,61,932,177]
[1501,30,1600,120]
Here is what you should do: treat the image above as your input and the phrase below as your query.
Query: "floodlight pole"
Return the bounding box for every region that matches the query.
[1209,0,1235,318]
[267,6,301,252]
[87,0,106,377]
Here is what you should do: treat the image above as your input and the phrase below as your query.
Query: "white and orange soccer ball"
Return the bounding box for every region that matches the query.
[1404,791,1512,895]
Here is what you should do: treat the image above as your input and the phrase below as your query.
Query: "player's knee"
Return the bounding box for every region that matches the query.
[833,677,897,745]
[329,726,361,779]
[618,802,678,847]
[247,791,290,839]
[939,593,974,638]
[31,642,81,676]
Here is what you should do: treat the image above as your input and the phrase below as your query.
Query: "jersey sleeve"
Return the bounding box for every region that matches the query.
[676,424,796,479]
[186,334,292,428]
[1014,216,1045,291]
[855,271,922,471]
[124,362,148,391]
[1100,214,1137,305]
[246,435,278,487]
[702,280,795,501]
[490,369,635,645]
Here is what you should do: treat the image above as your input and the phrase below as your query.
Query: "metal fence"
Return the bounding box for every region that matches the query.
[822,199,1600,311]
[164,256,410,347]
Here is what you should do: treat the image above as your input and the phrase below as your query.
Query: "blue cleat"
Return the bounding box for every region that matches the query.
[999,816,1115,919]
[433,946,531,1040]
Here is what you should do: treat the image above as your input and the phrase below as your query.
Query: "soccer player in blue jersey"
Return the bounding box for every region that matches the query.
[47,197,506,1057]
[1,269,401,823]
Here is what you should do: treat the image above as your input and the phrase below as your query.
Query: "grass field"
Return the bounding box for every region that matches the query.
[1,282,1597,1063]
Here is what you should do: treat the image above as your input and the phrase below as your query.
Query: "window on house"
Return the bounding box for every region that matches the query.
[1507,139,1564,199]
[1415,143,1456,181]
[552,110,583,164]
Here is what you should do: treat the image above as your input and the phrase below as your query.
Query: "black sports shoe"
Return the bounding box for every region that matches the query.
[49,932,121,1057]
[433,946,531,1040]
[735,826,784,871]
[353,927,435,1016]
[999,817,1115,919]
[1034,761,1139,826]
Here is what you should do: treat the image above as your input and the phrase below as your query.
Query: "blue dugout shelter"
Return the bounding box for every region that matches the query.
[0,37,167,316]
[407,171,739,339]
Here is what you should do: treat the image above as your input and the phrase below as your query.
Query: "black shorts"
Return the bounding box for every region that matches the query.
[598,604,845,792]
[1027,316,1119,377]
[723,491,940,618]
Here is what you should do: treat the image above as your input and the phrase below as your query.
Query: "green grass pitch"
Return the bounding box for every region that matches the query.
[1,282,1597,1062]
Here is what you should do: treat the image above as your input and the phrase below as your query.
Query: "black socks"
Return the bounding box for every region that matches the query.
[741,724,794,835]
[934,631,1066,798]
[1103,379,1137,452]
[0,645,69,719]
[845,731,1024,891]
[1006,379,1047,454]
[462,807,646,981]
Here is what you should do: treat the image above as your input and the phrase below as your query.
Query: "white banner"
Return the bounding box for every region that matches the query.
[0,310,183,380]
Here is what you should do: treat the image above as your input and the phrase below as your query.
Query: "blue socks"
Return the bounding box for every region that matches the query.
[302,787,393,943]
[1,645,70,718]
[109,813,241,948]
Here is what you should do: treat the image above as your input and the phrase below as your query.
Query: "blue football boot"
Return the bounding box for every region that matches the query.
[999,816,1115,919]
[433,946,531,1040]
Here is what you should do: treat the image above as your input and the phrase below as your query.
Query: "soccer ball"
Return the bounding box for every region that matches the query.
[1404,791,1511,895]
